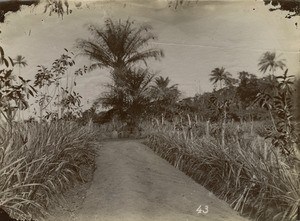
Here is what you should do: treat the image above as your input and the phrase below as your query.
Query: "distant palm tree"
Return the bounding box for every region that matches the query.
[13,55,27,80]
[150,76,180,118]
[258,51,286,76]
[209,67,232,89]
[13,55,28,120]
[151,76,180,102]
[76,18,164,77]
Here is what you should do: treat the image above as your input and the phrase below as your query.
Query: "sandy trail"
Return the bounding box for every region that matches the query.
[57,140,249,221]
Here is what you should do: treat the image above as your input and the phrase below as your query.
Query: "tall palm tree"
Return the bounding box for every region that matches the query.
[76,18,164,76]
[209,67,232,89]
[77,18,163,127]
[258,51,286,76]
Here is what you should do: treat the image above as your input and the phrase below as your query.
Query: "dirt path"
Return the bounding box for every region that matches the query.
[51,140,249,221]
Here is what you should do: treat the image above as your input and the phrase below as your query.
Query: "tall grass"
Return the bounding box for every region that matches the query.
[0,120,97,220]
[144,120,300,221]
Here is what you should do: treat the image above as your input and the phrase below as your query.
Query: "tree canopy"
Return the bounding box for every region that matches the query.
[209,67,232,90]
[263,0,300,18]
[258,52,286,75]
[76,18,164,73]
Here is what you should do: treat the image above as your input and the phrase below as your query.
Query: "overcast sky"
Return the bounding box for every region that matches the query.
[0,0,299,109]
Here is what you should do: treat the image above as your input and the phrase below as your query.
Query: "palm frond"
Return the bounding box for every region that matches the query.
[76,18,163,71]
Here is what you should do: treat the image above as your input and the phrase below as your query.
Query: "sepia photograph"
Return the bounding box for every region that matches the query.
[0,0,300,220]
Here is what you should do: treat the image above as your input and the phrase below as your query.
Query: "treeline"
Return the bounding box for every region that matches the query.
[175,72,299,123]
[81,67,299,125]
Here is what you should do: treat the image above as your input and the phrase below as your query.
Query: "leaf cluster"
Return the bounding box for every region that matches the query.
[0,46,36,126]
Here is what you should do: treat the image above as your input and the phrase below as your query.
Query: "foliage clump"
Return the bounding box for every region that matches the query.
[0,46,97,220]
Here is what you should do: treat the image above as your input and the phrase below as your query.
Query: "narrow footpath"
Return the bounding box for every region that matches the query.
[53,140,249,221]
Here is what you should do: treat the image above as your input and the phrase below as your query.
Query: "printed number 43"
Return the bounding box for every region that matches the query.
[196,205,209,214]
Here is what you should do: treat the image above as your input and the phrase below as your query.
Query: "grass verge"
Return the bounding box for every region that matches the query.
[144,122,300,221]
[0,120,97,220]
